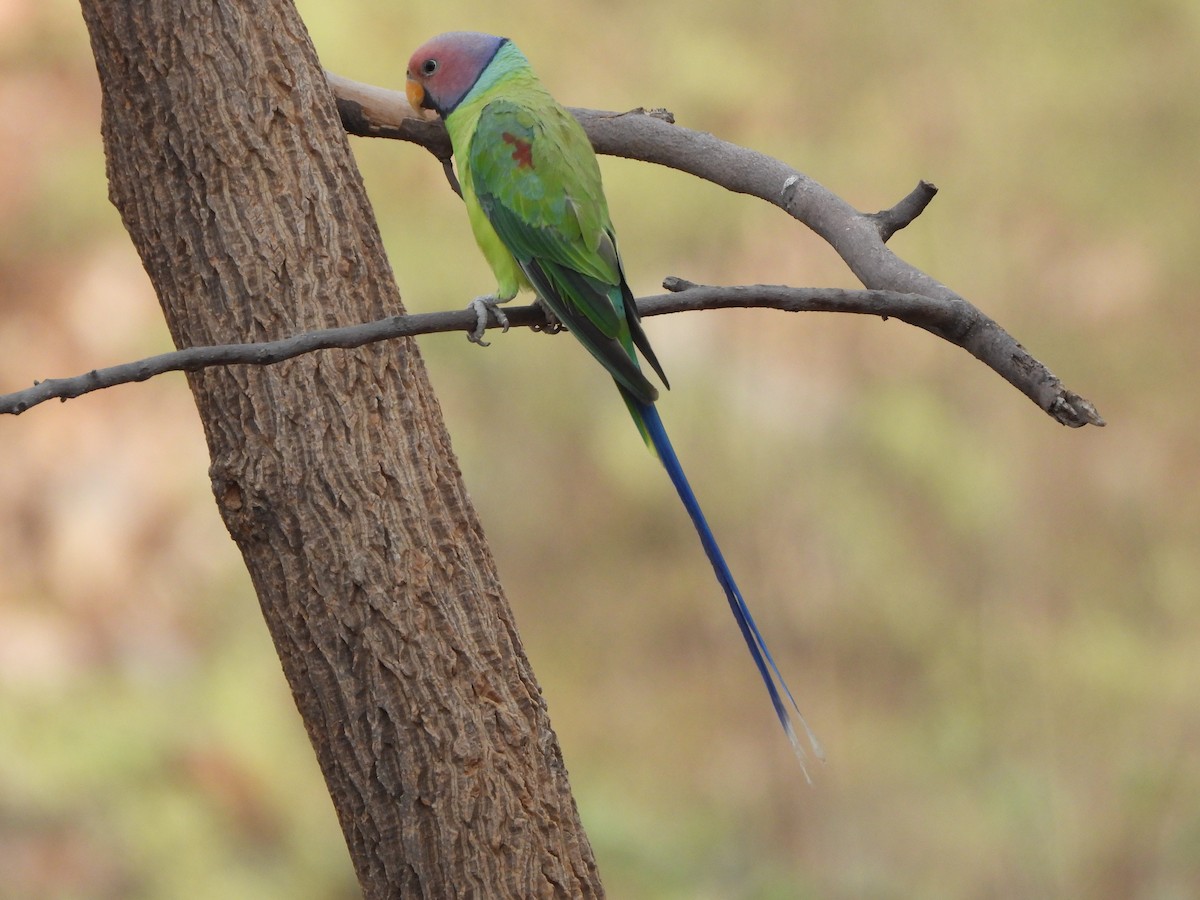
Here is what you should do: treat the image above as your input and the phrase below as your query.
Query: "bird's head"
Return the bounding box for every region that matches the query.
[406,31,508,120]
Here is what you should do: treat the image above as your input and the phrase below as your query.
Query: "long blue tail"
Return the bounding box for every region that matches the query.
[631,396,824,779]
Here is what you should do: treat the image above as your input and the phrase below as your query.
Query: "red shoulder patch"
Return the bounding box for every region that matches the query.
[501,132,534,170]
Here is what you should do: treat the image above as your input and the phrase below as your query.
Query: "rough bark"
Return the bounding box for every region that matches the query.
[79,2,602,897]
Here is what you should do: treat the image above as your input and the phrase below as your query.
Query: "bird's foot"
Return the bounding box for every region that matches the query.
[530,298,564,335]
[466,295,510,346]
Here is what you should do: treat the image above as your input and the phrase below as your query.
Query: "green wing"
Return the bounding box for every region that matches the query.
[467,98,667,404]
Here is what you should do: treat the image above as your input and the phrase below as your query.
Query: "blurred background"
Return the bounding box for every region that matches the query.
[1,0,1196,897]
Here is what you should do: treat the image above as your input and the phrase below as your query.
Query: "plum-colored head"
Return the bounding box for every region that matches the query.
[406,31,509,118]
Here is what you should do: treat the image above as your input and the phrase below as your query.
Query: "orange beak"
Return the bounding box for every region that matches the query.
[406,79,437,120]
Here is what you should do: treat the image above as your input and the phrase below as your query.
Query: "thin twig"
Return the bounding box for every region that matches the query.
[0,283,1104,428]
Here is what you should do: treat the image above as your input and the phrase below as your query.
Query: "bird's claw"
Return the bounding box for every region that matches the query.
[530,299,564,335]
[467,295,510,346]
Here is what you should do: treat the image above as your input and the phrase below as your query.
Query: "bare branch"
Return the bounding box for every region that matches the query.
[0,284,1105,428]
[657,280,1105,428]
[0,305,488,414]
[324,72,1103,429]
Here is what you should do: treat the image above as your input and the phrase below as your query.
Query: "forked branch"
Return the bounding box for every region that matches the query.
[329,71,1103,429]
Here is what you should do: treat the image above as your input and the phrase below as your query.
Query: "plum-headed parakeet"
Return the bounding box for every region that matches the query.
[405,31,822,775]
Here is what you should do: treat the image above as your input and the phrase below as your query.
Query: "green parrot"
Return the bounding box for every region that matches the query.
[406,31,821,775]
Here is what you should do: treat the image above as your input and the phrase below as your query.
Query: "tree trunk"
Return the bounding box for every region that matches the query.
[78,2,603,897]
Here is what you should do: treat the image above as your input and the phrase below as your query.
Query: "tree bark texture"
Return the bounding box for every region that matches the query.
[79,2,602,897]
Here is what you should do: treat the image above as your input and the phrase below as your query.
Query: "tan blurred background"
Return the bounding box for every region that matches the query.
[2,1,1196,897]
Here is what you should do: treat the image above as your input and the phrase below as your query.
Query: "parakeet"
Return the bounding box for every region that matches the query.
[406,31,822,775]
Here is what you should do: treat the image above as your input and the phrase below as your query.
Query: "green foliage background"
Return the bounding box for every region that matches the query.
[2,0,1197,896]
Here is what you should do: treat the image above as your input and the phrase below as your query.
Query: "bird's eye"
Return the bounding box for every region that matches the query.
[421,58,439,77]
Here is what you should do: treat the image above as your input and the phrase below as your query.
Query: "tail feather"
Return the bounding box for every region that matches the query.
[627,393,824,779]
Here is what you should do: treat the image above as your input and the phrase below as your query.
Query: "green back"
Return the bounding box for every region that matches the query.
[446,54,667,405]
